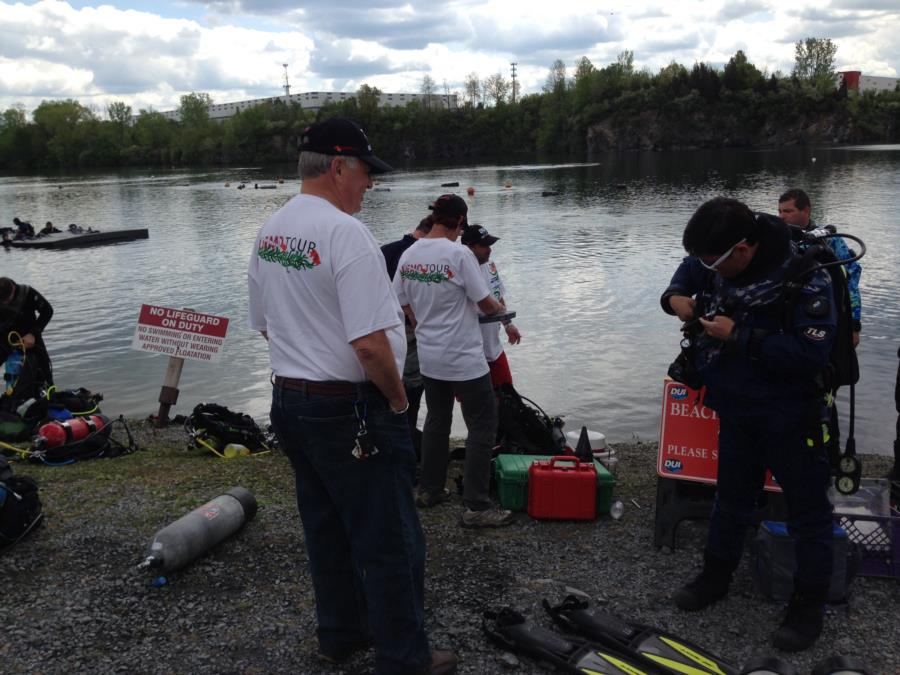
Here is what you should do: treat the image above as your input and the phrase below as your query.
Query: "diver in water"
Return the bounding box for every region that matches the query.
[12,217,34,239]
[0,277,54,407]
[40,221,61,236]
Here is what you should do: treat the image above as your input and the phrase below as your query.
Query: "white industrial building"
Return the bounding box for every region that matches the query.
[835,71,900,94]
[156,91,458,122]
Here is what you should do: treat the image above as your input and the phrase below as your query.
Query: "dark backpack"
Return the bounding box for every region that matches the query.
[0,456,43,551]
[495,384,566,455]
[186,403,271,453]
[782,243,859,390]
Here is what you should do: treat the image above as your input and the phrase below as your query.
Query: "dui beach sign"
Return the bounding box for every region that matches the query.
[658,379,779,491]
[132,304,229,363]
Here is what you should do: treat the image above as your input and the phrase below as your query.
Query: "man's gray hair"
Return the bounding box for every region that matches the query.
[298,152,359,179]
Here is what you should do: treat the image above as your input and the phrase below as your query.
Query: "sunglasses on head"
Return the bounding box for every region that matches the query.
[699,238,746,271]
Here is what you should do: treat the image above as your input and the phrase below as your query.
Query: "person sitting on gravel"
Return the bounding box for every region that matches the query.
[393,194,513,528]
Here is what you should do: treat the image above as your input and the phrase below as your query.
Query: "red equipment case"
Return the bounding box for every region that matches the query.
[527,456,597,521]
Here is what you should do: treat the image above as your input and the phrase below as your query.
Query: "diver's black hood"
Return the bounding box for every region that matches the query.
[730,212,791,287]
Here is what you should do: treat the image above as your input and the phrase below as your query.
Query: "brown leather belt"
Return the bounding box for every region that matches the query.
[273,376,377,397]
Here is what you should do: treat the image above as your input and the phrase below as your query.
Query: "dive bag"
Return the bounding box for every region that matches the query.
[495,383,566,455]
[185,403,273,455]
[0,455,43,551]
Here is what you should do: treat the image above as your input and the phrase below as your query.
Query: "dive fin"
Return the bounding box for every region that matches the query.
[739,655,799,675]
[544,596,738,675]
[809,655,871,675]
[483,607,663,674]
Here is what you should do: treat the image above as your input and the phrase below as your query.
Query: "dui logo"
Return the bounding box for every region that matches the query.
[670,387,688,400]
[804,327,827,341]
[664,459,683,473]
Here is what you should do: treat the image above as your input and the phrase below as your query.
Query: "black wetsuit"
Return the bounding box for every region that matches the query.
[1,285,54,402]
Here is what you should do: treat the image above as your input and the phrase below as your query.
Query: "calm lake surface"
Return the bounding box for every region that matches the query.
[2,146,898,456]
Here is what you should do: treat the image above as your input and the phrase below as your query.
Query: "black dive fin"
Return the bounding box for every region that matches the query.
[740,655,800,675]
[809,655,872,675]
[544,596,738,675]
[483,607,664,675]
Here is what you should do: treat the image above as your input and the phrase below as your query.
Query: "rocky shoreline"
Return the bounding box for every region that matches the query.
[2,421,898,674]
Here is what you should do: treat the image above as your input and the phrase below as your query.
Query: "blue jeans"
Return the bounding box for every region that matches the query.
[708,415,834,587]
[270,384,430,674]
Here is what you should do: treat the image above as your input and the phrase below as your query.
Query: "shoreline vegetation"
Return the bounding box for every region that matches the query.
[2,421,898,673]
[2,45,899,171]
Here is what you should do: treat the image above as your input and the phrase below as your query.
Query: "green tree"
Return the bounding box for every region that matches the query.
[357,84,382,116]
[107,100,133,151]
[722,50,764,91]
[485,72,509,106]
[793,38,837,84]
[178,92,214,163]
[32,99,94,166]
[420,74,435,109]
[572,56,597,109]
[544,59,567,94]
[179,92,212,127]
[1,105,26,130]
[133,110,175,164]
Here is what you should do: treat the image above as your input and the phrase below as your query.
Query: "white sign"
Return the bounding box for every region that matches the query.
[132,304,229,363]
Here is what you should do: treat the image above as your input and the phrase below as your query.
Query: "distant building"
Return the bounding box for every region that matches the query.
[152,91,458,123]
[836,71,900,94]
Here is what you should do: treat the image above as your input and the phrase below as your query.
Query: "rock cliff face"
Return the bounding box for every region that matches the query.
[585,112,857,152]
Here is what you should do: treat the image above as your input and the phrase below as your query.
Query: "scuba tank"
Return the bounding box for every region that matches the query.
[138,487,257,574]
[33,414,109,449]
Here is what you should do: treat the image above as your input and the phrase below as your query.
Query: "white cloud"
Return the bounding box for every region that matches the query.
[0,0,897,115]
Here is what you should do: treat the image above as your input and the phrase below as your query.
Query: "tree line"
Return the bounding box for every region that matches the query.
[1,38,897,170]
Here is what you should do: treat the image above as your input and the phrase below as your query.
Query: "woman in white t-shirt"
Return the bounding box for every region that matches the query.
[393,194,514,528]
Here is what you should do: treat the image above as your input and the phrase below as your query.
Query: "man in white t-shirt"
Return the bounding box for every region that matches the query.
[393,194,514,528]
[247,118,456,675]
[461,224,521,388]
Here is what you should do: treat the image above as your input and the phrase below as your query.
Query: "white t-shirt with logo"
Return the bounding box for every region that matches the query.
[248,193,406,381]
[479,261,506,362]
[393,237,490,381]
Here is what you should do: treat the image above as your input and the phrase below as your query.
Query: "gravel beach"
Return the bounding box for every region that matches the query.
[2,421,898,675]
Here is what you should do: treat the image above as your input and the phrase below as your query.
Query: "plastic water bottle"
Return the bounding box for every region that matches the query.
[223,443,251,458]
[609,500,625,520]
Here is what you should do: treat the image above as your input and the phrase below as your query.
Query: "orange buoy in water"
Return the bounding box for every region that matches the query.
[467,186,475,196]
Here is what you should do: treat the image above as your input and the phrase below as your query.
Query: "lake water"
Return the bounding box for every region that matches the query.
[2,146,898,456]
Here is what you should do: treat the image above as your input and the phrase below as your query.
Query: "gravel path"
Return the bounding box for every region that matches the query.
[2,422,898,674]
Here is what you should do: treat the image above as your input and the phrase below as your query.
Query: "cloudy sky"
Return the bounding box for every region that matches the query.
[1,0,899,117]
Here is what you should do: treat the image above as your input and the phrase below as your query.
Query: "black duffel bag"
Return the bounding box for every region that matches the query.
[0,456,43,551]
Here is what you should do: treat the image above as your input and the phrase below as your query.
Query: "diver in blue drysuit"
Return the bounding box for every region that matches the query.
[661,198,836,653]
[778,188,862,345]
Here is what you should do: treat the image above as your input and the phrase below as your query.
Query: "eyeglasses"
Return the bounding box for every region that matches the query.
[698,238,746,271]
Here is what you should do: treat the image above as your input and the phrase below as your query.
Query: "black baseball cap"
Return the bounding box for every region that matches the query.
[299,117,393,174]
[461,224,499,246]
[429,194,468,220]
